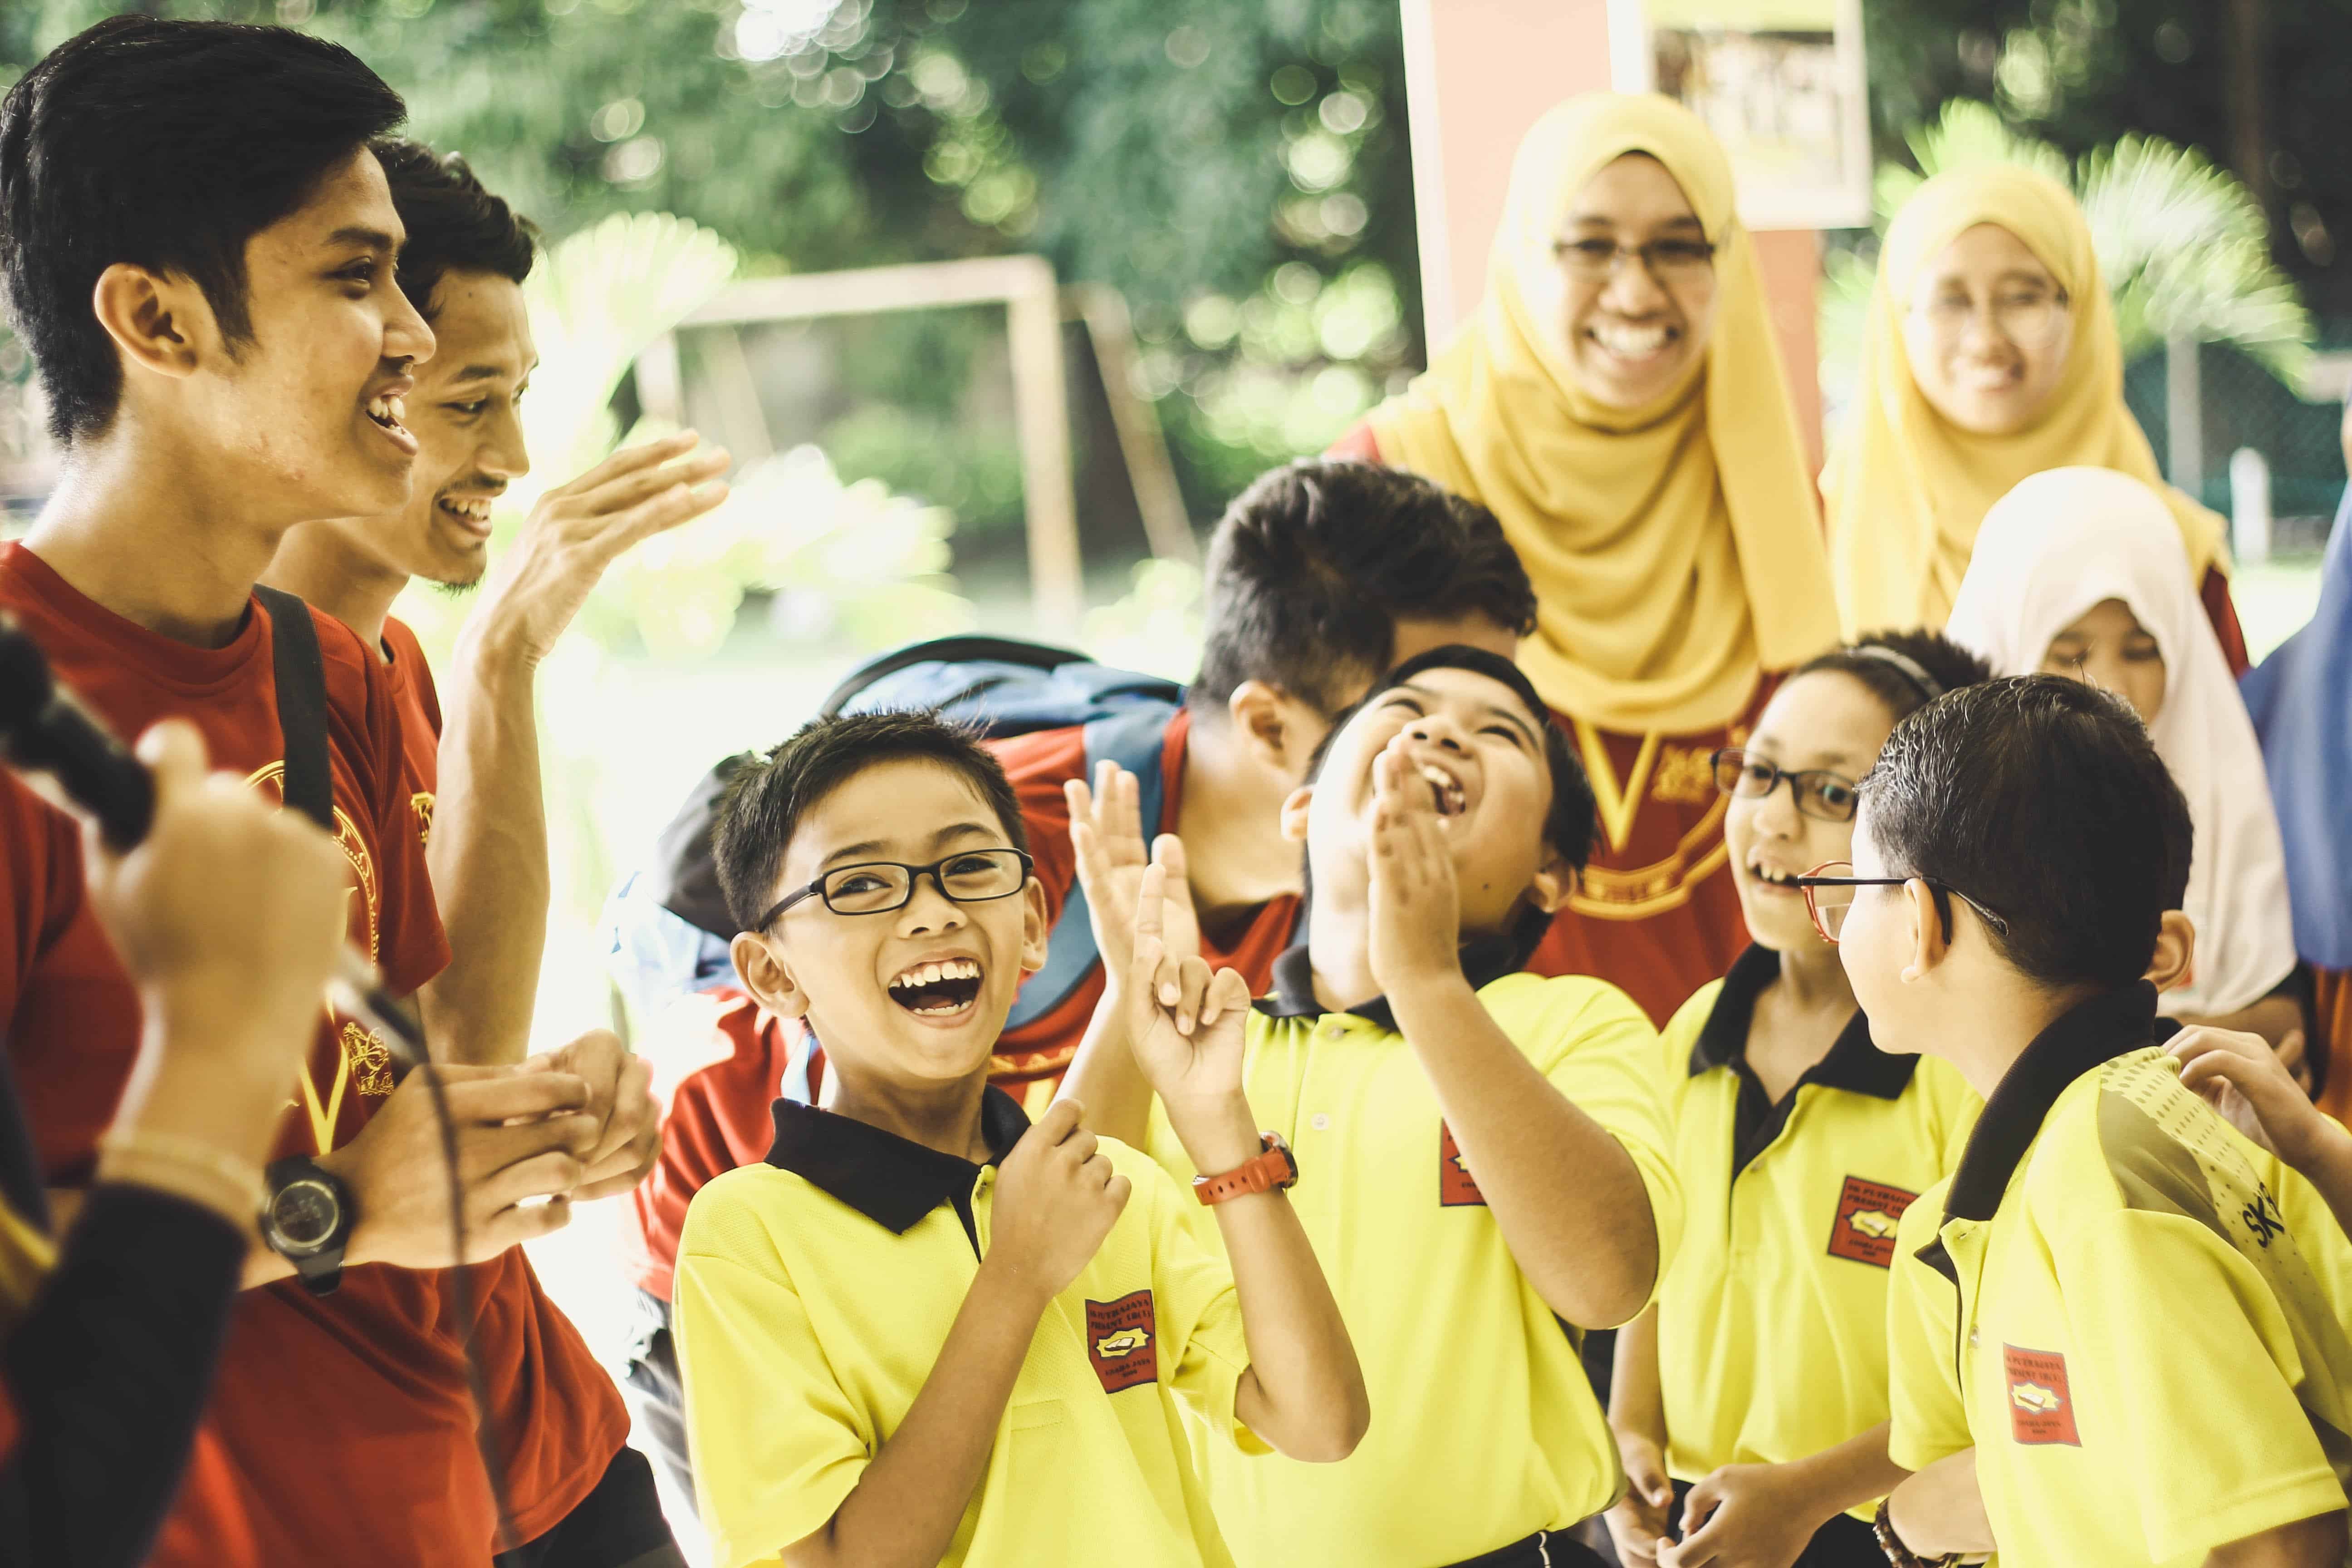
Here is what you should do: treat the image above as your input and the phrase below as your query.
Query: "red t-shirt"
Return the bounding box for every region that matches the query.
[379,616,632,1544]
[0,543,498,1565]
[619,706,1303,1301]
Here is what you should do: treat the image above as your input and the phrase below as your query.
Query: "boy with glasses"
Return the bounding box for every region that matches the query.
[674,710,1364,1568]
[1838,676,2352,1567]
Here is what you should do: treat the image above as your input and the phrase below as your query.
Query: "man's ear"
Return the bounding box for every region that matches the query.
[731,931,809,1020]
[91,262,211,384]
[1898,878,1950,985]
[1279,784,1314,843]
[1230,680,1323,779]
[2145,909,2196,994]
[1526,852,1577,915]
[1019,877,1049,976]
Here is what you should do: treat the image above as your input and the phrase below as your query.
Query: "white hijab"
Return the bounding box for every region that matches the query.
[1946,467,2297,1018]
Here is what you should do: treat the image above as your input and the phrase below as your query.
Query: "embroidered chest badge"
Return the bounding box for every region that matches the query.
[1827,1175,1918,1268]
[1085,1290,1158,1393]
[1439,1121,1485,1207]
[2002,1344,2082,1446]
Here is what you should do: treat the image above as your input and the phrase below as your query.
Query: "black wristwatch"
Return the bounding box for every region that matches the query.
[261,1156,354,1297]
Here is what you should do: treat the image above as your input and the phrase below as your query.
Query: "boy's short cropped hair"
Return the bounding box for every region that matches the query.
[1311,644,1598,875]
[372,140,538,320]
[1859,673,2194,992]
[0,15,406,444]
[1191,461,1538,717]
[714,710,1029,935]
[1795,629,1993,725]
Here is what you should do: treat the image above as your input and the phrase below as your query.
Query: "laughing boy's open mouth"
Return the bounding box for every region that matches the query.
[887,959,983,1015]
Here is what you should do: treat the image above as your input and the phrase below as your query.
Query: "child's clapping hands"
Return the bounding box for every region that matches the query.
[1367,735,1463,994]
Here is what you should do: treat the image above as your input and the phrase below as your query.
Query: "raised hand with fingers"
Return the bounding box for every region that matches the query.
[1367,736,1463,994]
[986,1098,1132,1303]
[470,431,731,671]
[1122,864,1252,1112]
[1066,759,1199,984]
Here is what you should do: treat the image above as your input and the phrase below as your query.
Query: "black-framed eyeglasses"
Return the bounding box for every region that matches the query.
[1794,859,2013,946]
[756,848,1034,931]
[1711,748,1861,824]
[1553,235,1718,281]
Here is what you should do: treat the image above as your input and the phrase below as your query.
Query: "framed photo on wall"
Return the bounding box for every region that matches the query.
[1607,0,1872,231]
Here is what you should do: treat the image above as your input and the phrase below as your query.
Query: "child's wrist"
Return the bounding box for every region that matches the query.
[1163,1093,1264,1175]
[975,1248,1058,1315]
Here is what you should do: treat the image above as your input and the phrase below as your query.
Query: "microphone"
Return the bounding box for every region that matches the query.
[0,615,424,1065]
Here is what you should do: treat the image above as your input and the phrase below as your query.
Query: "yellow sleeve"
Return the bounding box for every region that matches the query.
[2059,1208,2347,1559]
[1884,1179,1970,1474]
[1514,976,1685,1322]
[1118,1144,1274,1455]
[674,1235,872,1568]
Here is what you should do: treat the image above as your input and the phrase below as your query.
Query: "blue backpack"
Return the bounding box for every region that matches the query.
[600,636,1184,1032]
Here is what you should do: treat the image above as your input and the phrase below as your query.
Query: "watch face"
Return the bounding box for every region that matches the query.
[271,1178,341,1253]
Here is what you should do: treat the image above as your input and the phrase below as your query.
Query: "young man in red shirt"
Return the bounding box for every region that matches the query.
[266,143,728,1564]
[613,457,1539,1507]
[0,19,644,1564]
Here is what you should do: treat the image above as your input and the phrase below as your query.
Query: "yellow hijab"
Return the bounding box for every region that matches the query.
[1365,93,1836,735]
[1823,165,2228,636]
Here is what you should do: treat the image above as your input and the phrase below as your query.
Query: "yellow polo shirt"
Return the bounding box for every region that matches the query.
[1143,941,1683,1568]
[675,1086,1261,1568]
[1654,947,1979,1519]
[1885,985,2352,1566]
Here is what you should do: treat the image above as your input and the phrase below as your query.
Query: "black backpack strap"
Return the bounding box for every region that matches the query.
[253,586,334,832]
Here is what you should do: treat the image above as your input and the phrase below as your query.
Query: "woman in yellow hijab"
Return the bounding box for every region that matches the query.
[1823,164,2248,667]
[1333,92,1838,1026]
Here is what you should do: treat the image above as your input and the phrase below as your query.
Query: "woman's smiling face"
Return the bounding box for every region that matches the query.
[1551,152,1720,409]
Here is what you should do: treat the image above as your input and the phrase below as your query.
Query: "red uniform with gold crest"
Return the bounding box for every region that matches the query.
[0,542,501,1565]
[379,616,635,1545]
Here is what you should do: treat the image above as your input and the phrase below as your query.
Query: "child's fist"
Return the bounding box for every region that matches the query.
[990,1098,1131,1301]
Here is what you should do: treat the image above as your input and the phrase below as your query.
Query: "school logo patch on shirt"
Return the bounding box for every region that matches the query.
[1439,1121,1485,1207]
[1085,1290,1157,1394]
[1826,1175,1917,1268]
[2003,1345,2081,1446]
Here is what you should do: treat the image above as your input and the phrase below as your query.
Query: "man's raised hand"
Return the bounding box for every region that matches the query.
[1067,760,1200,986]
[471,431,730,670]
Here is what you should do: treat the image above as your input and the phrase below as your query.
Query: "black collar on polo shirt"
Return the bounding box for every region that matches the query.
[1936,981,2160,1227]
[1688,944,1917,1097]
[1253,932,1524,1031]
[765,1085,1032,1236]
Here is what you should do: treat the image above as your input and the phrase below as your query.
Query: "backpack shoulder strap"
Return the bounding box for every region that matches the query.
[253,586,333,832]
[1004,705,1176,1033]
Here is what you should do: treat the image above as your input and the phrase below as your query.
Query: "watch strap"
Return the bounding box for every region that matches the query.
[1191,1133,1298,1206]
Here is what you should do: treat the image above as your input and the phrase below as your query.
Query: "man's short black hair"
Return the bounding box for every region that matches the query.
[1191,461,1538,717]
[372,140,538,320]
[1794,629,1993,724]
[715,711,1029,934]
[0,15,406,444]
[1308,643,1598,874]
[1859,674,2194,992]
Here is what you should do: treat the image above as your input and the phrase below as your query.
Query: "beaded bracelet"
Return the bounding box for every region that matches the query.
[1872,1498,1963,1568]
[96,1128,267,1230]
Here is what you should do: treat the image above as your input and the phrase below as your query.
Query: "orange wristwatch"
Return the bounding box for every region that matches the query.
[1192,1132,1299,1205]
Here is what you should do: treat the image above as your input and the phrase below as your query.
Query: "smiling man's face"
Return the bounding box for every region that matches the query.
[311,266,536,588]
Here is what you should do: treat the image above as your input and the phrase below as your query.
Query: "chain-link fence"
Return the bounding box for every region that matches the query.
[2125,339,2347,556]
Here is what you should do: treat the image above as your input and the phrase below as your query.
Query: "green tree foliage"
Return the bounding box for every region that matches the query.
[3,0,1416,529]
